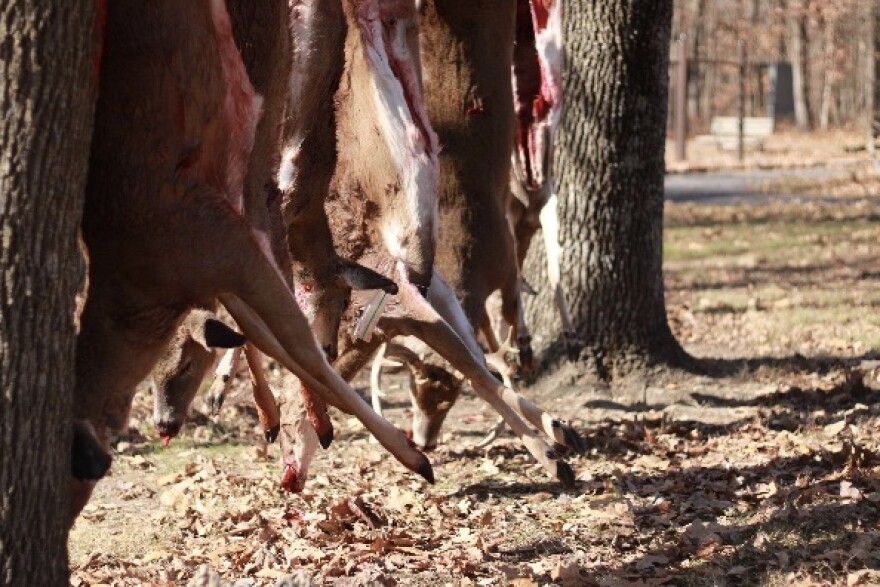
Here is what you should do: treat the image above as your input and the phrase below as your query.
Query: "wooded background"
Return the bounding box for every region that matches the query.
[672,0,879,132]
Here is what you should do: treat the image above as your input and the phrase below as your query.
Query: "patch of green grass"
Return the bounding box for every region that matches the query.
[665,219,880,264]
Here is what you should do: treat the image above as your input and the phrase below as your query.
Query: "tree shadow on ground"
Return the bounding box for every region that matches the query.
[693,352,875,378]
[663,209,880,230]
[578,444,880,585]
[485,427,880,585]
[575,500,880,586]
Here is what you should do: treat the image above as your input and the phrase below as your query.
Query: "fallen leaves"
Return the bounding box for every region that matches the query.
[69,314,880,586]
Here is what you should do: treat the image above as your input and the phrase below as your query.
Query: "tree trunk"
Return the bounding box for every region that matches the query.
[819,13,835,131]
[686,0,704,122]
[699,0,716,121]
[524,0,689,381]
[789,0,813,130]
[0,1,98,583]
[866,0,880,170]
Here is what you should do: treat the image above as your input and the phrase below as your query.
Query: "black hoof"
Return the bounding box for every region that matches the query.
[563,425,587,456]
[518,346,535,373]
[71,428,112,481]
[207,393,224,414]
[318,426,334,450]
[563,332,581,362]
[556,461,576,490]
[265,424,280,444]
[417,459,435,484]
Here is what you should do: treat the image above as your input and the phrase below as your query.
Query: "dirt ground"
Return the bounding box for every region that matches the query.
[69,198,880,586]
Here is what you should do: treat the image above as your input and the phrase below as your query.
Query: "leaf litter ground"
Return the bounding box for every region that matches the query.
[71,199,880,586]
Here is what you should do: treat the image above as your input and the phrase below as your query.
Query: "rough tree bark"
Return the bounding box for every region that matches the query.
[866,0,880,170]
[0,1,97,583]
[699,0,717,122]
[685,0,704,122]
[524,0,690,382]
[788,0,813,130]
[819,12,836,131]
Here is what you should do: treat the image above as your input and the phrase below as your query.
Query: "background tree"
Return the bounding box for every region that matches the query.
[524,0,690,382]
[0,1,98,582]
[667,0,874,133]
[787,0,813,130]
[867,0,879,169]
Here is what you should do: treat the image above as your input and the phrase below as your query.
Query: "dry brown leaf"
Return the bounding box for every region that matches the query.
[840,480,863,499]
[848,570,880,586]
[824,419,848,436]
[255,568,288,580]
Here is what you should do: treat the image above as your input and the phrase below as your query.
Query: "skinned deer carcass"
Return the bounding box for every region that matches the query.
[145,0,404,493]
[367,0,538,449]
[420,0,534,371]
[271,0,443,494]
[508,0,577,357]
[266,0,583,491]
[140,0,318,451]
[72,0,432,525]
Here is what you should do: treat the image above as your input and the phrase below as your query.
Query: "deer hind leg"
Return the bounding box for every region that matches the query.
[173,194,432,484]
[428,271,585,456]
[500,274,534,374]
[539,192,579,359]
[242,343,281,443]
[388,268,579,486]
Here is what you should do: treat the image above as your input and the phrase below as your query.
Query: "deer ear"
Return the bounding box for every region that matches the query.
[200,318,246,349]
[337,260,398,294]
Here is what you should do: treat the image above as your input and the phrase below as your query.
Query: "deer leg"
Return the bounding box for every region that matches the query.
[189,200,432,483]
[501,275,534,373]
[539,192,579,360]
[387,267,578,486]
[428,270,585,456]
[242,343,281,443]
[220,292,430,482]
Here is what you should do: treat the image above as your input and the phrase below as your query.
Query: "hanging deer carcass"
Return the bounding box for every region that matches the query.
[71,0,433,525]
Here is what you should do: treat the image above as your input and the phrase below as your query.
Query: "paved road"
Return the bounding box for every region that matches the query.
[664,166,862,204]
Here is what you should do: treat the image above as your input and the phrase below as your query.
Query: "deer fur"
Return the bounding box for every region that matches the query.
[72,0,432,525]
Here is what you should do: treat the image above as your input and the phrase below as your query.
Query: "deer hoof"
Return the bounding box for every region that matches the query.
[556,461,577,490]
[561,423,587,456]
[415,457,435,485]
[71,427,112,481]
[264,424,280,444]
[207,392,224,414]
[563,332,581,361]
[317,426,334,450]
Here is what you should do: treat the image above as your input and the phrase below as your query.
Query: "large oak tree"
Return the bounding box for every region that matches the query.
[524,0,691,381]
[0,2,97,582]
